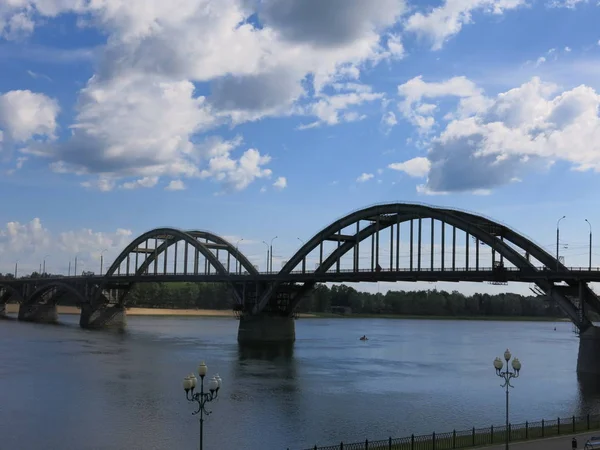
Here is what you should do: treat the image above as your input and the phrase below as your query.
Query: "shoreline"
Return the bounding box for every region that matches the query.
[3,304,565,322]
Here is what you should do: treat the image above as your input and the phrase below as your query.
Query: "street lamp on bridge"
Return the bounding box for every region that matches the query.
[261,240,269,272]
[183,361,222,450]
[14,260,18,278]
[585,219,593,270]
[42,255,50,275]
[493,349,522,450]
[270,236,278,272]
[556,216,566,270]
[100,249,108,275]
[235,239,244,274]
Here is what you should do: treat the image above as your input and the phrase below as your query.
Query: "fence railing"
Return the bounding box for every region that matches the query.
[293,413,600,450]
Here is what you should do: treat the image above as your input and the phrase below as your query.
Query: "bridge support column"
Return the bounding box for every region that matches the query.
[80,304,126,330]
[18,303,58,324]
[237,314,295,344]
[0,303,6,318]
[577,326,600,374]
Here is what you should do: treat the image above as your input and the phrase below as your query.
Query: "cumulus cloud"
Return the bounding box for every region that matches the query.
[273,176,287,189]
[0,217,133,275]
[381,111,398,133]
[0,0,416,192]
[0,90,59,149]
[397,75,483,132]
[257,0,406,47]
[389,157,431,177]
[121,176,159,190]
[356,172,374,182]
[405,0,525,50]
[396,76,600,194]
[165,180,186,191]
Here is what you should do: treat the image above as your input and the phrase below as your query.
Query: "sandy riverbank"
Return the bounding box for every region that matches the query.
[4,304,316,318]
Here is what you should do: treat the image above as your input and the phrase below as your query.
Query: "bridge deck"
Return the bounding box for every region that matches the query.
[4,266,600,286]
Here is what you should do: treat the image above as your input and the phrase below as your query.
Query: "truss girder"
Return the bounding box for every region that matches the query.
[252,204,594,329]
[102,228,257,305]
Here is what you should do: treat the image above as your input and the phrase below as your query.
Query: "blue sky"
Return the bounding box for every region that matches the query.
[1,0,600,295]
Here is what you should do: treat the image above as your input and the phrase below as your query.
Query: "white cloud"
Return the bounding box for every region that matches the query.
[0,90,59,146]
[356,172,374,182]
[535,56,546,67]
[0,217,133,275]
[381,111,398,133]
[273,176,287,190]
[397,75,482,131]
[121,176,159,190]
[388,157,431,177]
[398,76,600,194]
[405,0,525,50]
[299,85,384,129]
[199,146,272,192]
[165,180,185,191]
[547,0,588,8]
[0,0,412,192]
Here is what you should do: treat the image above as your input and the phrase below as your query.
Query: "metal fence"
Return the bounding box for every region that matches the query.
[293,413,600,450]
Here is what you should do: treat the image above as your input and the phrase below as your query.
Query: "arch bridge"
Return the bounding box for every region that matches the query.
[2,203,600,373]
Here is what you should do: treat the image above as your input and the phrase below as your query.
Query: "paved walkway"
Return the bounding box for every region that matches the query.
[475,432,599,449]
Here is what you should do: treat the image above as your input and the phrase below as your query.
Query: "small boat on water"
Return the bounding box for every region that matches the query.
[359,335,368,341]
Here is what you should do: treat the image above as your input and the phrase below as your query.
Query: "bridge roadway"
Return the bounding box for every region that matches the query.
[7,266,600,286]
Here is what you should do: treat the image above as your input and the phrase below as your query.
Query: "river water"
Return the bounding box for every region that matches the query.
[1,315,599,450]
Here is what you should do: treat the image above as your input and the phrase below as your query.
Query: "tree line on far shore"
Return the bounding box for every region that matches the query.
[0,272,566,318]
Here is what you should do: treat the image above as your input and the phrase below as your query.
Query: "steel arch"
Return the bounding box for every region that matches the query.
[104,228,255,304]
[186,230,258,275]
[105,228,228,277]
[25,281,88,306]
[257,203,592,328]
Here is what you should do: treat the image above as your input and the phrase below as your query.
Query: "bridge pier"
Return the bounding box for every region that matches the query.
[80,304,126,330]
[18,303,58,324]
[577,326,600,374]
[0,303,6,318]
[237,314,296,344]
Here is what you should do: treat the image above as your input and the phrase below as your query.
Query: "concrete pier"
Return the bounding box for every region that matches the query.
[18,303,59,324]
[80,304,126,330]
[237,314,295,343]
[0,303,5,317]
[577,326,600,374]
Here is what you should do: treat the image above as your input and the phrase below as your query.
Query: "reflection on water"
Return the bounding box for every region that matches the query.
[238,342,295,361]
[0,316,599,450]
[577,373,600,415]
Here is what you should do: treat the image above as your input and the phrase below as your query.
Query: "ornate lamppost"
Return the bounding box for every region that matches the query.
[494,349,522,450]
[183,361,222,450]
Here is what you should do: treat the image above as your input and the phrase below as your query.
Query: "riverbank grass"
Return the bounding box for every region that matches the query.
[304,414,600,450]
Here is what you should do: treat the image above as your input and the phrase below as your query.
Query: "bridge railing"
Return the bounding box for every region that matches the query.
[101,265,600,276]
[294,413,600,450]
[5,266,600,281]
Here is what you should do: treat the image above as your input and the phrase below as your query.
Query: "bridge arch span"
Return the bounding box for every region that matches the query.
[25,281,88,306]
[256,203,595,330]
[103,228,257,305]
[0,283,24,304]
